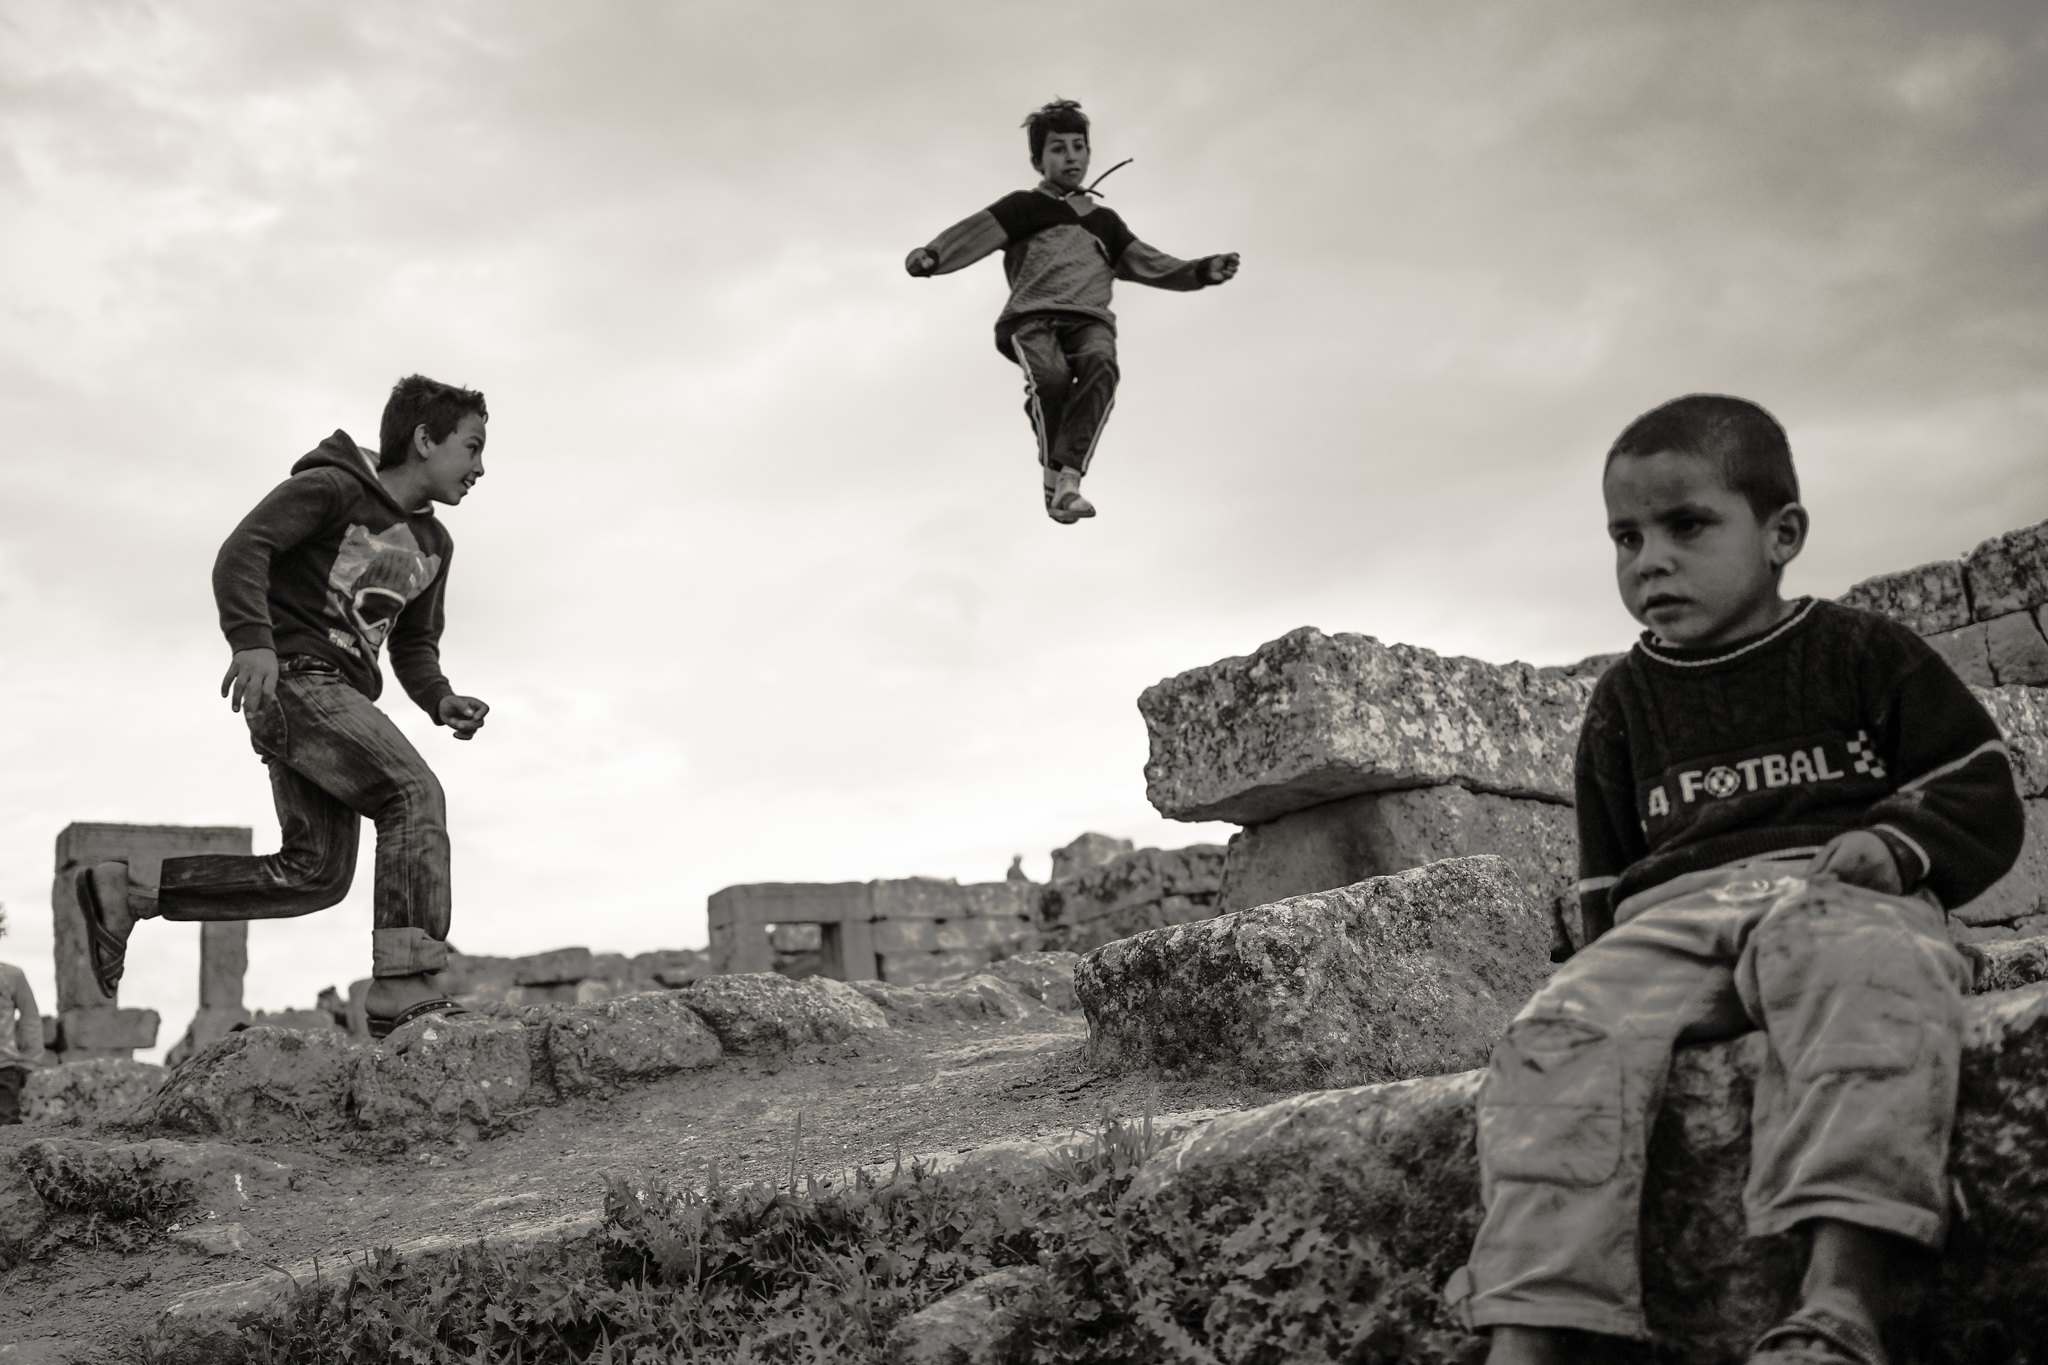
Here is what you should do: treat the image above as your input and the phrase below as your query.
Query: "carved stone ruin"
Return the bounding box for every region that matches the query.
[51,823,253,1062]
[707,878,1037,985]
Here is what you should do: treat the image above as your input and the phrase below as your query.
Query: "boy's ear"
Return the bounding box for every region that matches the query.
[1767,502,1809,571]
[412,423,432,460]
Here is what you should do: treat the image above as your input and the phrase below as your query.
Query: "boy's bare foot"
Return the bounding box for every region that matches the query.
[1750,1221,1891,1363]
[1487,1326,1568,1365]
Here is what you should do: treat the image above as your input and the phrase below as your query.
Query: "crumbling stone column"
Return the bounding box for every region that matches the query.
[52,822,251,1062]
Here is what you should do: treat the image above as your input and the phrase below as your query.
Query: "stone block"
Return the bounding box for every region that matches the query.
[869,878,967,920]
[350,1014,530,1134]
[512,947,593,987]
[0,1161,48,1265]
[1122,982,2048,1364]
[873,919,941,954]
[707,882,877,979]
[1080,856,1548,1089]
[768,923,823,952]
[1954,797,2048,926]
[932,916,1032,953]
[503,982,580,1007]
[588,952,631,981]
[51,823,252,1015]
[537,992,721,1097]
[851,974,1043,1024]
[1922,622,1994,687]
[164,1006,252,1069]
[958,881,1038,919]
[1974,935,2048,994]
[441,952,519,1001]
[23,1059,166,1124]
[629,949,710,987]
[1050,833,1135,882]
[198,922,247,1011]
[1977,683,2048,797]
[56,1007,159,1052]
[673,973,887,1056]
[1140,627,1593,823]
[1986,608,2048,686]
[138,1027,357,1140]
[977,952,1082,1011]
[1217,784,1575,925]
[1038,845,1229,954]
[1965,517,2048,620]
[1838,559,1973,635]
[879,950,985,985]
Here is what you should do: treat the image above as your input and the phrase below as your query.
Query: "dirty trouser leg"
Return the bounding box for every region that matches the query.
[156,666,451,979]
[1046,319,1119,474]
[1737,878,1968,1247]
[1008,316,1071,473]
[1460,867,1782,1338]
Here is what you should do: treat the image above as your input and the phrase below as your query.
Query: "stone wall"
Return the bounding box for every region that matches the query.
[1141,516,2048,943]
[706,878,1038,985]
[1037,842,1227,954]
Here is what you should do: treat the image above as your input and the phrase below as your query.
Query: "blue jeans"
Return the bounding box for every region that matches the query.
[156,657,451,978]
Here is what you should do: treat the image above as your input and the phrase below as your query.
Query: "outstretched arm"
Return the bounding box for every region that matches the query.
[1117,242,1239,291]
[906,209,1008,277]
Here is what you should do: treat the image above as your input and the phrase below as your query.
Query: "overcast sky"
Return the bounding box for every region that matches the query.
[3,1,2045,1059]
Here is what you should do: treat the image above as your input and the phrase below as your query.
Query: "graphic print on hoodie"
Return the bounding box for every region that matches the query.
[213,431,455,718]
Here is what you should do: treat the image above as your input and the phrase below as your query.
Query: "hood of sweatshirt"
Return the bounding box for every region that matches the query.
[289,430,418,521]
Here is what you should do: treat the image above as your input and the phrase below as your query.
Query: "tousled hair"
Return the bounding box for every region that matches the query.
[1023,98,1089,169]
[378,374,488,470]
[1606,393,1799,519]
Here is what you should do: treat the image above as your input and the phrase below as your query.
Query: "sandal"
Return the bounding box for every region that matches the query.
[1750,1304,1887,1364]
[73,866,129,998]
[367,998,470,1040]
[1046,467,1095,524]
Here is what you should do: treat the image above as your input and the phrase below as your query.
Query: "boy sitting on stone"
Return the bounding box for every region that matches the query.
[74,374,492,1041]
[1448,394,2024,1364]
[905,98,1239,524]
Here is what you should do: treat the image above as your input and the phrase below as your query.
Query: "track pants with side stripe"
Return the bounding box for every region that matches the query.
[1006,312,1119,474]
[1449,860,1968,1340]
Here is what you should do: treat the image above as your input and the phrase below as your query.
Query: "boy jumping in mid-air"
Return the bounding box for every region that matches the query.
[75,375,493,1040]
[906,98,1239,524]
[1447,395,2023,1364]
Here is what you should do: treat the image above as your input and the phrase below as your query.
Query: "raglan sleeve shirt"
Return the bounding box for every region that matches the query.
[212,469,350,655]
[1115,238,1219,290]
[1854,634,2024,909]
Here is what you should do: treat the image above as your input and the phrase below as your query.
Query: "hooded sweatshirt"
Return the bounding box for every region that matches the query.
[213,431,454,718]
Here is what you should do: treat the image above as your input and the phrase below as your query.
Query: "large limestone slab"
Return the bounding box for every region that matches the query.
[1217,784,1574,932]
[1078,856,1549,1089]
[349,1014,530,1136]
[1140,627,1594,823]
[538,992,721,1097]
[1966,518,2048,620]
[139,1028,357,1140]
[673,973,887,1057]
[1837,559,1972,635]
[1122,981,2048,1364]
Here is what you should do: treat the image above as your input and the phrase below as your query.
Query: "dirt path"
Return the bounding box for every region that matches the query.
[1,1011,1284,1359]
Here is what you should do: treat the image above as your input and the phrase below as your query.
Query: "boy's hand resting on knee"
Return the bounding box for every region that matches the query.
[1804,830,1905,894]
[438,695,489,740]
[222,648,279,715]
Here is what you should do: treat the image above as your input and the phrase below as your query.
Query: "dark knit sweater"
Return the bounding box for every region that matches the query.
[1575,597,2023,941]
[213,431,455,718]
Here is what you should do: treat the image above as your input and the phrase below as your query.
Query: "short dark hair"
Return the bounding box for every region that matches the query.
[377,374,488,471]
[1023,98,1089,168]
[1606,394,1798,519]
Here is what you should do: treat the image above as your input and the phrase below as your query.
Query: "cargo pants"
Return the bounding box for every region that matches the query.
[1449,859,1968,1340]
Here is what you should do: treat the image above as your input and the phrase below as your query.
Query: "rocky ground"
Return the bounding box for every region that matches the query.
[0,971,1280,1363]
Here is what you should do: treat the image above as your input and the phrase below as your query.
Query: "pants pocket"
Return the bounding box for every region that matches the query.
[1479,1015,1624,1187]
[1793,983,1930,1080]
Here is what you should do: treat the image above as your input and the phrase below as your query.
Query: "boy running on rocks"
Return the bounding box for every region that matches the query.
[74,375,492,1041]
[905,98,1239,524]
[1447,394,2023,1365]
